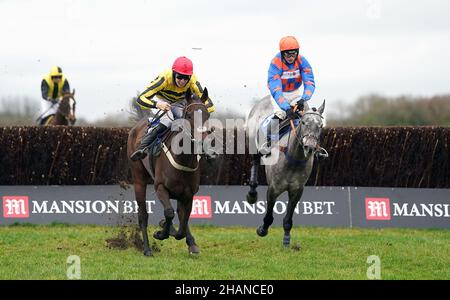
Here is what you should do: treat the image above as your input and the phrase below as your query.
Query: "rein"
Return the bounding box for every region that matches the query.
[59,95,76,124]
[283,104,328,164]
[161,101,207,172]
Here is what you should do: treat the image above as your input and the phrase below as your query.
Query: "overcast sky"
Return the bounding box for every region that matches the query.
[1,0,450,121]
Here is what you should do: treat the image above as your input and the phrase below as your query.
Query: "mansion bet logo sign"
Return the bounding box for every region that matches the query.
[365,197,450,220]
[3,196,29,218]
[365,198,391,220]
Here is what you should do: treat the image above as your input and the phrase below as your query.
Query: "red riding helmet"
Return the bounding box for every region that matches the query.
[279,36,300,52]
[172,56,193,75]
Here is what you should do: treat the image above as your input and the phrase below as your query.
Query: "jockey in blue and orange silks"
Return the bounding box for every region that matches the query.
[260,35,316,153]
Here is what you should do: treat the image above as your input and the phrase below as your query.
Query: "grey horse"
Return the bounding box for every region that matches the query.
[245,96,327,247]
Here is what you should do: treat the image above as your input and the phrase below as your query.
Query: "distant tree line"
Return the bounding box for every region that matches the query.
[327,94,450,126]
[1,93,449,127]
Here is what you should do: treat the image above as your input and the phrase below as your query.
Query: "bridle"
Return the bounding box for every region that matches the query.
[59,94,76,124]
[287,104,328,158]
[178,101,210,144]
[160,101,211,172]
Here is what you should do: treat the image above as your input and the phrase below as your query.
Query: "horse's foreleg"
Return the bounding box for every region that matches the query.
[174,199,192,241]
[185,225,200,254]
[246,155,260,204]
[135,182,152,256]
[168,202,200,254]
[283,188,303,247]
[153,184,174,240]
[257,186,277,237]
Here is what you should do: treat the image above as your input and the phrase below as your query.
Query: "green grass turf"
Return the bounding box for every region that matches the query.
[0,224,448,280]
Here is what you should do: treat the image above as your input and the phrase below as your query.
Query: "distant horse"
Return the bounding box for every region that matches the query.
[127,89,211,256]
[245,96,327,247]
[43,90,77,126]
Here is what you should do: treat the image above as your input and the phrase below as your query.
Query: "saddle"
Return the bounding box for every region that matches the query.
[39,115,55,126]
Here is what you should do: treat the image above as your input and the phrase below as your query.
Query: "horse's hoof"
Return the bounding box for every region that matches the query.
[256,226,268,237]
[283,235,290,247]
[174,233,186,240]
[188,245,200,255]
[246,192,257,204]
[153,230,169,240]
[158,219,166,228]
[143,249,153,257]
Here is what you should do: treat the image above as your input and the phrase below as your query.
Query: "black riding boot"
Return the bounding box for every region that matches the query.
[130,123,168,161]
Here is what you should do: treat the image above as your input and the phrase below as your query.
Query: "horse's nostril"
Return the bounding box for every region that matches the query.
[304,145,314,154]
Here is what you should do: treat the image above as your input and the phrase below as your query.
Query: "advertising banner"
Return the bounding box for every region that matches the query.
[1,186,448,228]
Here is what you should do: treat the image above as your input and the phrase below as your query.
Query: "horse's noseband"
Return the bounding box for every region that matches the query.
[181,102,209,142]
[291,111,326,155]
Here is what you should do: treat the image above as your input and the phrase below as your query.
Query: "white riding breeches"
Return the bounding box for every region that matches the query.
[40,100,59,120]
[271,88,305,119]
[148,98,187,128]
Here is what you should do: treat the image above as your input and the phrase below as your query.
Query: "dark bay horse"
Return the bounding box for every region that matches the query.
[127,89,211,256]
[46,90,77,125]
[246,97,327,247]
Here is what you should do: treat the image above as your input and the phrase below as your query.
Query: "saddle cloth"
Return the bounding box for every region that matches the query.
[256,114,300,149]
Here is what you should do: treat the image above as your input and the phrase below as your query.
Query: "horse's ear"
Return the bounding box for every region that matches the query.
[318,99,325,115]
[185,88,192,102]
[200,87,209,102]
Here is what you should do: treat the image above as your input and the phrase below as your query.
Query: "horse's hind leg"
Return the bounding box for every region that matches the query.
[257,186,278,237]
[134,181,152,256]
[283,188,303,247]
[153,184,174,240]
[246,154,260,204]
[158,219,177,236]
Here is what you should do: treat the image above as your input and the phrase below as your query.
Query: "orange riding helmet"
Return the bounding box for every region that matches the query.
[279,36,300,52]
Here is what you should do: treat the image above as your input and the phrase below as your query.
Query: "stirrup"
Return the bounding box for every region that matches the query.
[258,141,272,156]
[130,148,149,161]
[204,150,219,160]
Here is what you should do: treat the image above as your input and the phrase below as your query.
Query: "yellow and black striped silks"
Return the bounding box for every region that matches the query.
[42,74,67,99]
[136,69,215,113]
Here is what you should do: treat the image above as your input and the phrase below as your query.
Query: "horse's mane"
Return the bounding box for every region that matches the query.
[129,97,153,123]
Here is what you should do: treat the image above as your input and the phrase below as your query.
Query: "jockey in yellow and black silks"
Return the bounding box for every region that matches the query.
[130,56,215,161]
[38,66,71,125]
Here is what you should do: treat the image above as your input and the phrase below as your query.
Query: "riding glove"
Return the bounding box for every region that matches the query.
[296,99,305,111]
[285,108,296,120]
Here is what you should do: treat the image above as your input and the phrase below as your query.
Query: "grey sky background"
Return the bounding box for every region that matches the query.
[1,0,449,121]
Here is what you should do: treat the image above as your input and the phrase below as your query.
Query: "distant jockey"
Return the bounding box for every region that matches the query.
[38,66,71,125]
